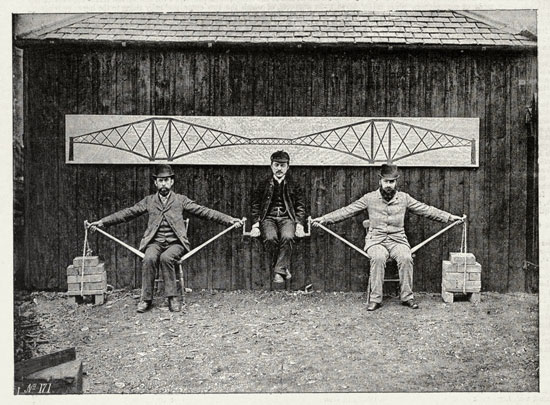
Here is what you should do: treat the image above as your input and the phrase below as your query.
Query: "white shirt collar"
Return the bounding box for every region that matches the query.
[273,175,285,184]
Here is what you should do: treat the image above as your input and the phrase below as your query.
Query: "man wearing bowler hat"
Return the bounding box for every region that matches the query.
[312,163,462,311]
[250,151,307,286]
[88,164,243,313]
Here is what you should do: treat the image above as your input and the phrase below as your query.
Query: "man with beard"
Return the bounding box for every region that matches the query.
[312,164,461,311]
[88,164,243,313]
[250,151,306,286]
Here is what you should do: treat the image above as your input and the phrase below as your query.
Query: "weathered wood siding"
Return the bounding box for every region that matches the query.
[22,45,537,292]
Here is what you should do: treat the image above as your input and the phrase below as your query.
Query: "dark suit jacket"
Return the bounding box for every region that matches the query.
[251,175,306,225]
[100,192,234,251]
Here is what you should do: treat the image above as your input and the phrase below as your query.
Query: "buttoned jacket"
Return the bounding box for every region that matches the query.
[251,175,306,225]
[100,192,234,251]
[321,189,451,250]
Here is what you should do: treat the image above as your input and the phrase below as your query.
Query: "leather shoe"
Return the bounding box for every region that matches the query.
[367,302,381,311]
[136,300,152,313]
[168,297,182,312]
[402,299,419,309]
[273,273,285,283]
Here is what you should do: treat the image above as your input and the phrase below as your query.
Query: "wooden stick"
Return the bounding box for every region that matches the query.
[315,222,370,259]
[179,220,242,263]
[85,221,145,259]
[410,215,466,254]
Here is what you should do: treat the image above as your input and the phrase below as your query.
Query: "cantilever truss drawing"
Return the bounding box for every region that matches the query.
[67,116,478,166]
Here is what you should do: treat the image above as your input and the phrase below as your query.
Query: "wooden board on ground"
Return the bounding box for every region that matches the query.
[15,359,83,395]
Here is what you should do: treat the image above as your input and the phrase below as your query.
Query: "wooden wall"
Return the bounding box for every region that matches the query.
[22,44,537,292]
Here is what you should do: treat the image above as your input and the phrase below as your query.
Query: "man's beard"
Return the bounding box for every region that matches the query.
[380,187,397,201]
[159,187,170,197]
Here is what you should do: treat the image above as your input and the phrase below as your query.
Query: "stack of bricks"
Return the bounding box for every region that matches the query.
[441,252,481,303]
[66,256,106,305]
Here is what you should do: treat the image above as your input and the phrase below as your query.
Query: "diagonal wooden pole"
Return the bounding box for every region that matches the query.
[178,219,244,263]
[314,222,370,259]
[85,220,145,259]
[410,215,466,254]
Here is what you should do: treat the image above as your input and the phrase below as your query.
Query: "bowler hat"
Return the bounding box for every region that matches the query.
[378,164,400,180]
[270,150,290,163]
[152,164,175,179]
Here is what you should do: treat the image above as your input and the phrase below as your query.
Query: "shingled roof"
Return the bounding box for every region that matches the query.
[17,10,536,48]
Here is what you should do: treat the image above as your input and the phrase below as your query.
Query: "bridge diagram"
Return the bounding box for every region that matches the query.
[67,117,477,166]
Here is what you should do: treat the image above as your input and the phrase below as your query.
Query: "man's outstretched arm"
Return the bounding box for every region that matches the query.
[88,197,149,231]
[406,194,462,223]
[311,194,369,227]
[182,196,243,228]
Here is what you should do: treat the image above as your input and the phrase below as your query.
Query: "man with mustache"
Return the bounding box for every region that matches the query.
[250,151,306,286]
[312,164,462,311]
[88,164,243,313]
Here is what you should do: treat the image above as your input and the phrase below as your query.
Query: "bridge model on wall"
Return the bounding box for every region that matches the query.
[67,116,478,166]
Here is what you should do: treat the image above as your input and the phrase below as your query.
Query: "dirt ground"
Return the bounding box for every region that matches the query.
[14,288,538,393]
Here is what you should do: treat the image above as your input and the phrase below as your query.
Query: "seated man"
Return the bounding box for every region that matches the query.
[250,151,307,286]
[312,164,462,311]
[89,164,243,313]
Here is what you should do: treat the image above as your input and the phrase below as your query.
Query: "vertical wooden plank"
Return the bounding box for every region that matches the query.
[238,51,256,289]
[309,51,327,290]
[287,52,311,290]
[272,50,287,117]
[189,166,209,290]
[74,49,103,289]
[479,54,494,291]
[327,167,349,292]
[525,54,538,269]
[348,53,368,292]
[232,167,252,290]
[348,167,367,292]
[209,166,227,291]
[506,56,527,291]
[424,50,447,293]
[473,54,490,290]
[25,49,60,289]
[190,52,212,290]
[443,54,464,264]
[457,51,472,264]
[94,50,119,288]
[487,56,510,292]
[113,49,138,290]
[249,168,269,290]
[175,51,195,115]
[56,49,79,292]
[406,52,426,290]
[134,49,152,289]
[178,159,197,289]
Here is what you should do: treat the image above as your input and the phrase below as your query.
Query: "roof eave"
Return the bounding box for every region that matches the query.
[14,37,538,52]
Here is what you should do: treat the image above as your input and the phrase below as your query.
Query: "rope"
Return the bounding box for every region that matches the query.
[81,221,89,297]
[461,218,468,294]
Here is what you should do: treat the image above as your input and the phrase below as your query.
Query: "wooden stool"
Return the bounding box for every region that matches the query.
[383,259,401,297]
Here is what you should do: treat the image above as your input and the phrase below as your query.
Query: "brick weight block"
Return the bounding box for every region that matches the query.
[67,274,104,284]
[67,281,106,292]
[73,256,100,267]
[67,263,105,276]
[469,272,481,281]
[449,252,476,265]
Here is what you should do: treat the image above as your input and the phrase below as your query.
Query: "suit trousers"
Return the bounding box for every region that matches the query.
[366,241,414,303]
[261,216,295,275]
[141,242,186,300]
